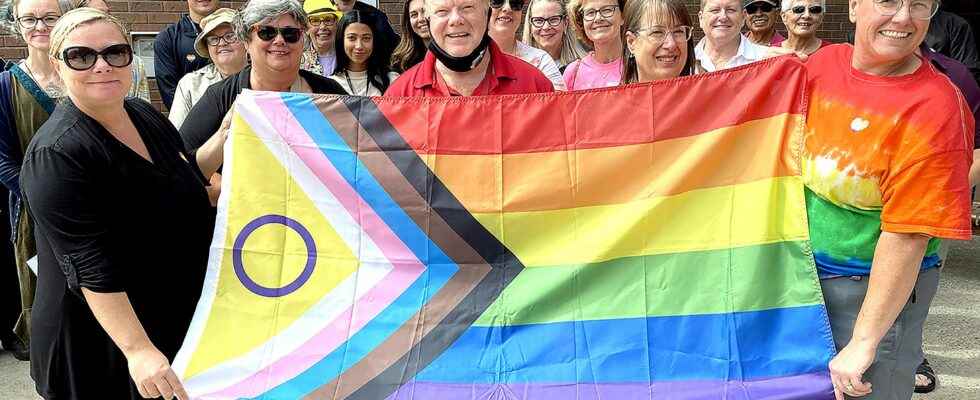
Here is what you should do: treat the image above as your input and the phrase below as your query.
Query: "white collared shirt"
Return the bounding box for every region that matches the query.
[694,35,770,73]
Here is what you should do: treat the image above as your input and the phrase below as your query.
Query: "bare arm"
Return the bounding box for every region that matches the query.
[82,289,188,400]
[829,231,928,399]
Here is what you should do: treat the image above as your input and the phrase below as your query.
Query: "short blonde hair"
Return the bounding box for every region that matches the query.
[48,7,129,58]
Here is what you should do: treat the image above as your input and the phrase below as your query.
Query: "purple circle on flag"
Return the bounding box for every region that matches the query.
[232,214,317,297]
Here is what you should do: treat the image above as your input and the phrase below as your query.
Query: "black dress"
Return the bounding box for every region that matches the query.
[21,99,214,399]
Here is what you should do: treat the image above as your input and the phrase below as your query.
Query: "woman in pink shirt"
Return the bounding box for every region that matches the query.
[563,0,625,90]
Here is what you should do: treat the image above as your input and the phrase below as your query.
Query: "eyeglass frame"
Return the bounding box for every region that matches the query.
[57,43,134,71]
[582,4,619,22]
[530,14,565,28]
[490,0,525,10]
[871,0,939,20]
[744,2,776,14]
[15,14,59,30]
[631,25,693,43]
[205,31,240,46]
[789,5,823,14]
[251,25,304,43]
[308,14,338,27]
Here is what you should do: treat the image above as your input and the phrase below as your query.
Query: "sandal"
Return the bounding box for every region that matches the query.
[914,358,938,393]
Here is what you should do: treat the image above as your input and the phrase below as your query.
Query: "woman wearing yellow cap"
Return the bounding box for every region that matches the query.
[301,0,345,76]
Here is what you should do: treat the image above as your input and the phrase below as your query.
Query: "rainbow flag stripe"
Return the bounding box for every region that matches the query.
[173,58,836,400]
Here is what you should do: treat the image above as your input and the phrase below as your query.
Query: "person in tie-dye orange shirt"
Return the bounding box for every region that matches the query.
[801,0,974,398]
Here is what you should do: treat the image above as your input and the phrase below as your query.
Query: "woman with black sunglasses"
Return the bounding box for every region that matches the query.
[330,11,399,96]
[21,8,225,400]
[775,0,830,55]
[179,0,347,155]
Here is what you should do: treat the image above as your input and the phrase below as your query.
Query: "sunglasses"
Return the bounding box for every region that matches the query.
[790,5,823,14]
[490,0,525,10]
[309,14,338,27]
[254,25,303,43]
[59,43,133,71]
[744,3,775,13]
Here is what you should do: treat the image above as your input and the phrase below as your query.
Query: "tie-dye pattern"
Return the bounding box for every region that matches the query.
[802,44,975,277]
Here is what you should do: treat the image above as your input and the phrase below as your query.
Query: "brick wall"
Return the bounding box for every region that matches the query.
[4,0,962,111]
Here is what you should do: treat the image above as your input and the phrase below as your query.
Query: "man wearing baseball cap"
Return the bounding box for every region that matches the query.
[743,0,783,46]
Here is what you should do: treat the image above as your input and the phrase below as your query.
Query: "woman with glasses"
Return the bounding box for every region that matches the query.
[0,0,63,359]
[774,0,830,55]
[330,11,399,95]
[301,0,344,76]
[564,0,626,90]
[169,8,247,129]
[390,0,429,73]
[621,0,694,83]
[522,0,586,71]
[802,0,972,399]
[489,0,566,89]
[179,0,346,154]
[57,0,152,102]
[22,8,224,399]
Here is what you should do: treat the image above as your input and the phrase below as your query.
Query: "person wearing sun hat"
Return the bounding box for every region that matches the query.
[742,0,783,46]
[169,8,248,129]
[301,0,345,76]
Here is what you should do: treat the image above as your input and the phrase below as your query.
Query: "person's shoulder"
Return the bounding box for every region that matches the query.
[385,63,424,96]
[301,69,349,95]
[28,102,93,157]
[354,1,383,13]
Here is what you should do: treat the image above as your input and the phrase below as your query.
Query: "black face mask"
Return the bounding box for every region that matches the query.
[427,31,492,72]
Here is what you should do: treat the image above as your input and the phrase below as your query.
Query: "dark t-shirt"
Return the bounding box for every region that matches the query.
[179,66,348,152]
[23,98,214,399]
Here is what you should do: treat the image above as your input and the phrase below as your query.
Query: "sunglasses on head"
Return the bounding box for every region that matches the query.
[744,2,775,13]
[490,0,525,10]
[59,43,133,71]
[791,5,823,14]
[254,25,303,43]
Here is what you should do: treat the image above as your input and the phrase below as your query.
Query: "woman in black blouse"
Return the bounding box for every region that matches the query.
[21,9,225,400]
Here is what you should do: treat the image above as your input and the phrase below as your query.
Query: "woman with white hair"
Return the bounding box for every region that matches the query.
[522,0,587,71]
[180,0,347,154]
[22,8,225,399]
[774,0,830,55]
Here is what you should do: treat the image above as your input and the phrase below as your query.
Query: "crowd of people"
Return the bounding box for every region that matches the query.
[0,0,976,399]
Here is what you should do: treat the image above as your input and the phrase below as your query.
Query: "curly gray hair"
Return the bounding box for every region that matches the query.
[235,0,309,42]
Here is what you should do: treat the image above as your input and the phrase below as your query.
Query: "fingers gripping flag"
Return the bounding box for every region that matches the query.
[173,58,836,400]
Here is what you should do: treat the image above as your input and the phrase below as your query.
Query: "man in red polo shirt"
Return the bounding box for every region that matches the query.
[385,0,555,96]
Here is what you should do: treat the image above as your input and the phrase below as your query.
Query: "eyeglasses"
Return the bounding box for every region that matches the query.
[632,25,693,43]
[872,0,939,20]
[490,0,525,10]
[582,5,618,21]
[744,3,775,13]
[790,5,823,14]
[16,14,59,30]
[309,14,338,27]
[530,15,564,27]
[253,25,303,43]
[205,32,239,46]
[58,43,133,71]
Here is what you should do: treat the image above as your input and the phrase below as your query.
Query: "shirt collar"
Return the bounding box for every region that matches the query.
[414,40,516,91]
